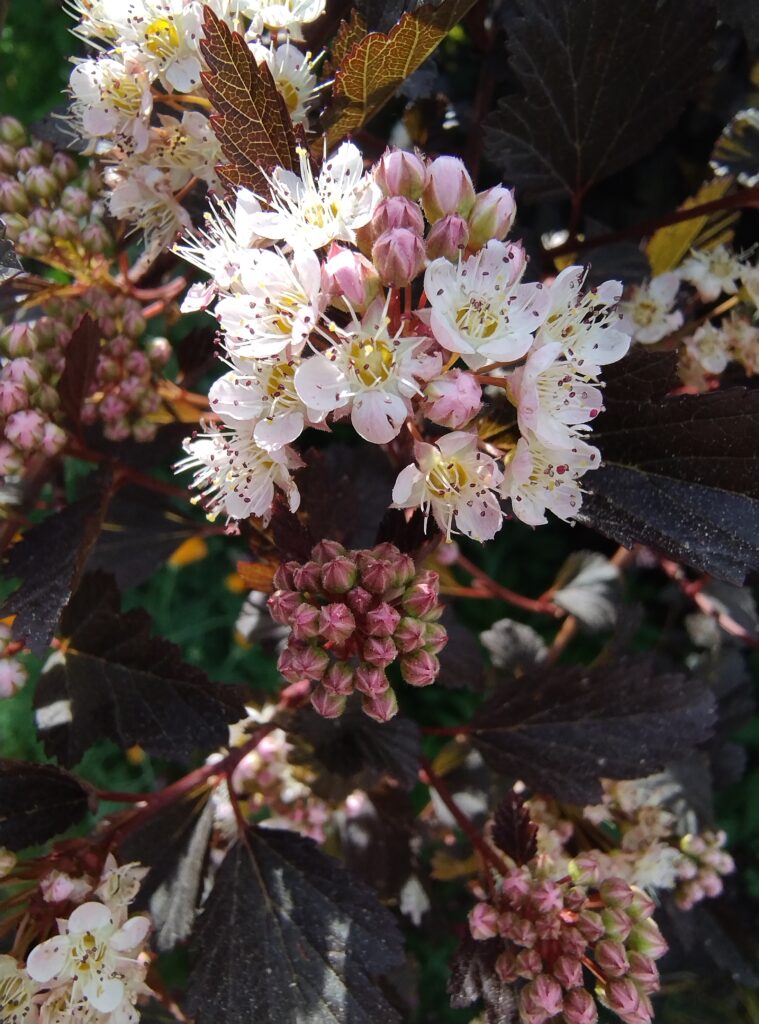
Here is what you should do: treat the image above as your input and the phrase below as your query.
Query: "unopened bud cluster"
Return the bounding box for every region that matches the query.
[0,621,27,699]
[0,116,113,269]
[674,830,734,910]
[469,858,667,1024]
[268,540,447,722]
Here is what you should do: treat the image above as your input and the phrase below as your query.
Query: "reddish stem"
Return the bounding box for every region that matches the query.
[455,552,563,617]
[660,558,759,650]
[65,438,188,501]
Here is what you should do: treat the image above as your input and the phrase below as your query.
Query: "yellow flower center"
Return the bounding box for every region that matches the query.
[632,298,658,327]
[455,298,499,339]
[266,361,296,399]
[145,18,180,58]
[426,455,468,497]
[279,80,300,115]
[108,76,144,115]
[349,337,395,387]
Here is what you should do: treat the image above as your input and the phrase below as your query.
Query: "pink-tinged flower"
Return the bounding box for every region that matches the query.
[371,196,425,236]
[0,658,27,698]
[294,296,440,444]
[594,938,630,978]
[69,55,152,153]
[361,687,398,722]
[507,342,604,446]
[538,266,631,369]
[40,870,92,905]
[26,901,150,1015]
[176,422,303,523]
[321,243,380,314]
[618,273,683,344]
[422,155,475,222]
[400,649,440,686]
[425,214,470,261]
[678,244,743,301]
[468,901,499,940]
[423,240,548,369]
[249,41,319,125]
[374,148,426,200]
[563,987,599,1024]
[467,185,516,249]
[501,433,600,526]
[246,143,379,250]
[519,974,564,1021]
[627,917,668,959]
[602,978,652,1024]
[553,955,583,990]
[215,247,324,359]
[310,686,347,718]
[372,227,426,287]
[5,410,46,452]
[0,379,28,416]
[107,163,192,256]
[392,431,504,541]
[354,663,390,697]
[0,954,40,1024]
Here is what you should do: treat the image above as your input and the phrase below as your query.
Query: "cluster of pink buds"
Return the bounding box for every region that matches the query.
[674,830,735,910]
[0,621,27,698]
[268,540,447,722]
[469,858,668,1024]
[0,116,113,264]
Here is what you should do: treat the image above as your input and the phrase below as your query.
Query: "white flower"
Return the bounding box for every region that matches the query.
[678,245,743,302]
[69,55,152,153]
[40,871,93,906]
[250,42,319,125]
[392,431,504,541]
[618,273,684,344]
[177,423,303,521]
[723,311,759,374]
[501,433,600,526]
[210,353,324,450]
[537,266,631,370]
[684,322,731,375]
[506,342,604,447]
[247,143,379,250]
[241,0,326,34]
[294,296,441,444]
[424,240,549,369]
[26,902,150,1015]
[106,164,192,255]
[215,247,325,358]
[0,954,40,1024]
[104,0,208,92]
[740,261,759,306]
[96,858,149,917]
[149,111,222,191]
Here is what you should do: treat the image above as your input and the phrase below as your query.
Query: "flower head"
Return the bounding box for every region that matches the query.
[501,433,600,526]
[619,273,683,344]
[678,244,743,302]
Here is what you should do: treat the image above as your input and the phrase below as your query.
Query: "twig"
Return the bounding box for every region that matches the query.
[660,559,759,650]
[455,551,563,617]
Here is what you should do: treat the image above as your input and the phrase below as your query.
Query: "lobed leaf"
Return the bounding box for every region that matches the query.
[0,760,90,850]
[449,934,517,1023]
[186,826,405,1024]
[551,551,622,633]
[56,314,99,432]
[484,0,715,199]
[490,791,537,866]
[579,350,759,584]
[325,0,477,149]
[34,572,247,767]
[200,6,300,194]
[470,655,715,803]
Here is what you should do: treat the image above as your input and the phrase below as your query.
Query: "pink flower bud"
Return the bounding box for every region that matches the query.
[354,663,390,697]
[569,856,601,887]
[601,908,633,942]
[50,152,79,183]
[554,955,583,990]
[400,649,439,687]
[61,186,91,217]
[531,879,564,914]
[41,423,66,456]
[394,616,427,653]
[23,166,59,200]
[322,244,381,314]
[576,910,604,944]
[0,178,28,214]
[0,658,27,698]
[81,223,112,254]
[322,660,355,695]
[278,643,329,683]
[391,552,417,588]
[699,871,723,898]
[425,213,470,261]
[288,601,320,641]
[599,878,634,909]
[0,144,16,173]
[422,156,475,223]
[0,116,26,147]
[0,380,28,415]
[345,586,374,616]
[423,369,482,429]
[318,602,356,645]
[371,228,426,288]
[500,871,531,907]
[514,948,543,979]
[467,185,516,248]
[362,635,398,669]
[374,148,426,200]
[361,687,398,722]
[18,226,50,257]
[365,601,401,637]
[1,324,32,358]
[603,978,650,1024]
[147,337,171,367]
[401,570,440,618]
[273,562,297,590]
[505,915,537,948]
[594,939,629,978]
[372,196,425,236]
[563,988,598,1024]
[627,918,668,960]
[422,621,448,655]
[534,911,562,942]
[6,358,40,389]
[15,146,38,172]
[293,560,322,592]
[5,409,45,451]
[47,208,81,241]
[468,901,498,940]
[565,885,587,912]
[520,974,564,1021]
[628,888,656,922]
[495,948,519,983]
[358,553,395,594]
[321,556,358,594]
[626,952,660,994]
[311,685,347,719]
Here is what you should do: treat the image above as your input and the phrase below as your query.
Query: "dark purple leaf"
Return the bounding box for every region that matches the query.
[491,791,537,865]
[449,933,517,1023]
[0,760,90,850]
[56,314,99,431]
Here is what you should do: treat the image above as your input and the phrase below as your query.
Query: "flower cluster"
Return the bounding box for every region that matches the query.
[0,857,151,1024]
[674,830,734,911]
[65,0,325,253]
[0,117,112,271]
[267,539,446,721]
[0,620,28,699]
[469,857,667,1024]
[178,146,632,536]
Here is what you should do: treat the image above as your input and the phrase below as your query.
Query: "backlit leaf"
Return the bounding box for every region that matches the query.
[200,6,300,193]
[711,108,759,189]
[186,826,405,1024]
[484,0,715,199]
[646,178,738,276]
[325,0,477,149]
